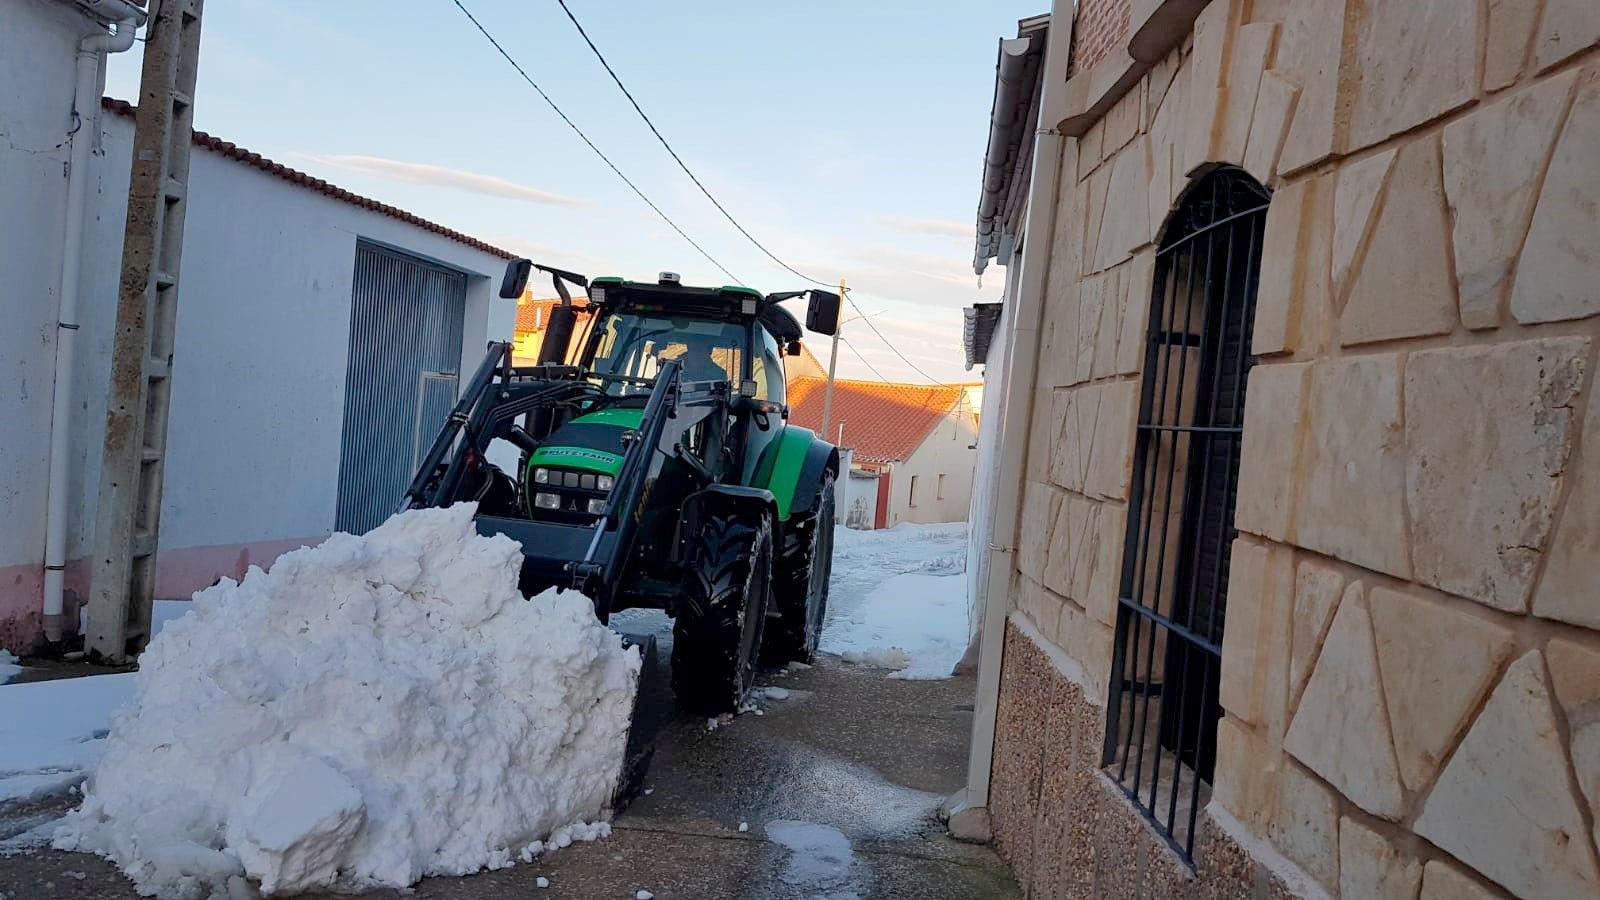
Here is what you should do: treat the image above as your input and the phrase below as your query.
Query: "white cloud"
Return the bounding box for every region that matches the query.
[872,213,974,240]
[299,154,586,208]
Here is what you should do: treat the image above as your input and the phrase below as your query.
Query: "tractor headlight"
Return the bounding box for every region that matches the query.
[579,473,596,490]
[533,468,550,484]
[741,297,758,314]
[596,474,614,492]
[587,498,607,515]
[533,492,560,510]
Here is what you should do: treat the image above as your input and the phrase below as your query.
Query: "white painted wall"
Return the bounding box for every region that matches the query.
[843,467,880,530]
[1,12,515,644]
[0,0,91,579]
[74,112,513,554]
[883,397,980,527]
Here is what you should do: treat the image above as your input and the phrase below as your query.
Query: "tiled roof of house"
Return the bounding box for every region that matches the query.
[102,98,515,260]
[787,377,966,464]
[515,297,592,334]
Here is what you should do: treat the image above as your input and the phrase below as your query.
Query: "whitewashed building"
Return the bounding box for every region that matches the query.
[2,0,516,649]
[787,376,979,528]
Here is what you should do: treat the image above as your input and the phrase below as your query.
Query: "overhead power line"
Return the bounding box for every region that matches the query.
[447,0,743,284]
[455,0,951,385]
[839,336,890,381]
[843,293,951,385]
[553,0,955,385]
[553,0,836,290]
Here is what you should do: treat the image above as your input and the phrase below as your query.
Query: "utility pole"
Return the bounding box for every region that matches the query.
[87,0,206,662]
[821,277,844,440]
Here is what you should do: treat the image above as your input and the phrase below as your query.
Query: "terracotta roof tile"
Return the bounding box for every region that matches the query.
[787,377,965,464]
[101,97,515,260]
[514,297,591,333]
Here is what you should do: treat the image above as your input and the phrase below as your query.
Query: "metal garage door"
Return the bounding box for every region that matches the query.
[335,242,467,534]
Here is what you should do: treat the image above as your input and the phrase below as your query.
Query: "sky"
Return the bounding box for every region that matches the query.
[106,0,1041,384]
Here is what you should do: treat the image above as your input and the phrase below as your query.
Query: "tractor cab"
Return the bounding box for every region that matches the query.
[575,274,805,404]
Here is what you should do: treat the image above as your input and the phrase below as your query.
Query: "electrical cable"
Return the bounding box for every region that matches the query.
[842,293,953,385]
[460,0,955,385]
[448,0,743,284]
[839,336,890,382]
[552,0,837,289]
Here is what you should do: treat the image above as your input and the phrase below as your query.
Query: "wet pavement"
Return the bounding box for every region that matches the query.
[0,612,1017,899]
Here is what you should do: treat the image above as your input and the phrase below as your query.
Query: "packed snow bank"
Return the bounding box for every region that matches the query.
[0,649,19,683]
[54,504,640,898]
[821,523,969,679]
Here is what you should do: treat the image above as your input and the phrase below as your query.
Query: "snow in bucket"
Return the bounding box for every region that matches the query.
[53,504,640,898]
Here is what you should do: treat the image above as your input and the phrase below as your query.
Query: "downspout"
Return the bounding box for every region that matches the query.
[948,4,1073,826]
[42,14,141,643]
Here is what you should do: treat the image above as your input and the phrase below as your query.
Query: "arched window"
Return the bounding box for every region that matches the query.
[1102,167,1271,861]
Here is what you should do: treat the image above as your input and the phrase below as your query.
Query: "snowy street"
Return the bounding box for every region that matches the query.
[821,522,971,679]
[0,521,1013,898]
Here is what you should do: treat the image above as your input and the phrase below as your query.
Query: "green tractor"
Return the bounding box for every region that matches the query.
[406,261,841,714]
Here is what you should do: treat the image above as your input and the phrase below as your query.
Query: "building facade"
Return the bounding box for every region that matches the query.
[962,2,1600,898]
[2,0,516,649]
[788,377,980,527]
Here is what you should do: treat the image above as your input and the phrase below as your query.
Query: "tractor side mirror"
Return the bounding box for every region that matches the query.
[499,258,533,299]
[806,290,841,336]
[786,341,802,356]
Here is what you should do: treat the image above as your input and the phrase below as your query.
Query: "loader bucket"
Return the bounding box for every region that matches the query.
[610,631,669,813]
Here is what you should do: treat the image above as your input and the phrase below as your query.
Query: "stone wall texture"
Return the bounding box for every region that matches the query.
[991,0,1600,897]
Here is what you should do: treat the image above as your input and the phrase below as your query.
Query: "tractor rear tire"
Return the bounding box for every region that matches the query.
[671,510,773,713]
[765,473,835,663]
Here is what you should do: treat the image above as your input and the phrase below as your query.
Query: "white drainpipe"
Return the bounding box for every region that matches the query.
[949,6,1073,823]
[42,13,141,643]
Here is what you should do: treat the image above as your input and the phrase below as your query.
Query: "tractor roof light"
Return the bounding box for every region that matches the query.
[590,286,606,305]
[741,297,758,315]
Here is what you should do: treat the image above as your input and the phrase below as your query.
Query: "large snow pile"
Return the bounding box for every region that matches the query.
[54,504,640,898]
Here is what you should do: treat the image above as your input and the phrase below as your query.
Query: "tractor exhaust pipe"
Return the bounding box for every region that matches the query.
[538,304,579,366]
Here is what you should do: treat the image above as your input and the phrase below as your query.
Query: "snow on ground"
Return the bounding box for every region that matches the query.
[0,674,134,804]
[51,505,640,898]
[0,650,19,684]
[766,820,857,892]
[0,602,193,807]
[819,522,969,680]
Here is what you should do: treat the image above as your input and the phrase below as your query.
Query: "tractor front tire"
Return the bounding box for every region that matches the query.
[671,510,773,713]
[766,473,835,664]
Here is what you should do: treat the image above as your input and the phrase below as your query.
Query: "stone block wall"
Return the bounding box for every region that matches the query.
[991,0,1600,897]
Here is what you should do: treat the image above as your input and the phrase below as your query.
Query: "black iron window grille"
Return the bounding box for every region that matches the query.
[1101,167,1271,862]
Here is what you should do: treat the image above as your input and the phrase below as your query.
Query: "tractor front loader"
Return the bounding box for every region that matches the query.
[405,261,842,802]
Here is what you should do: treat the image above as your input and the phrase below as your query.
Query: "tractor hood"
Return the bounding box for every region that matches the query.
[526,407,642,477]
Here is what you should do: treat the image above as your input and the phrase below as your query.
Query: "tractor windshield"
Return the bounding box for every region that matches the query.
[587,311,746,390]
